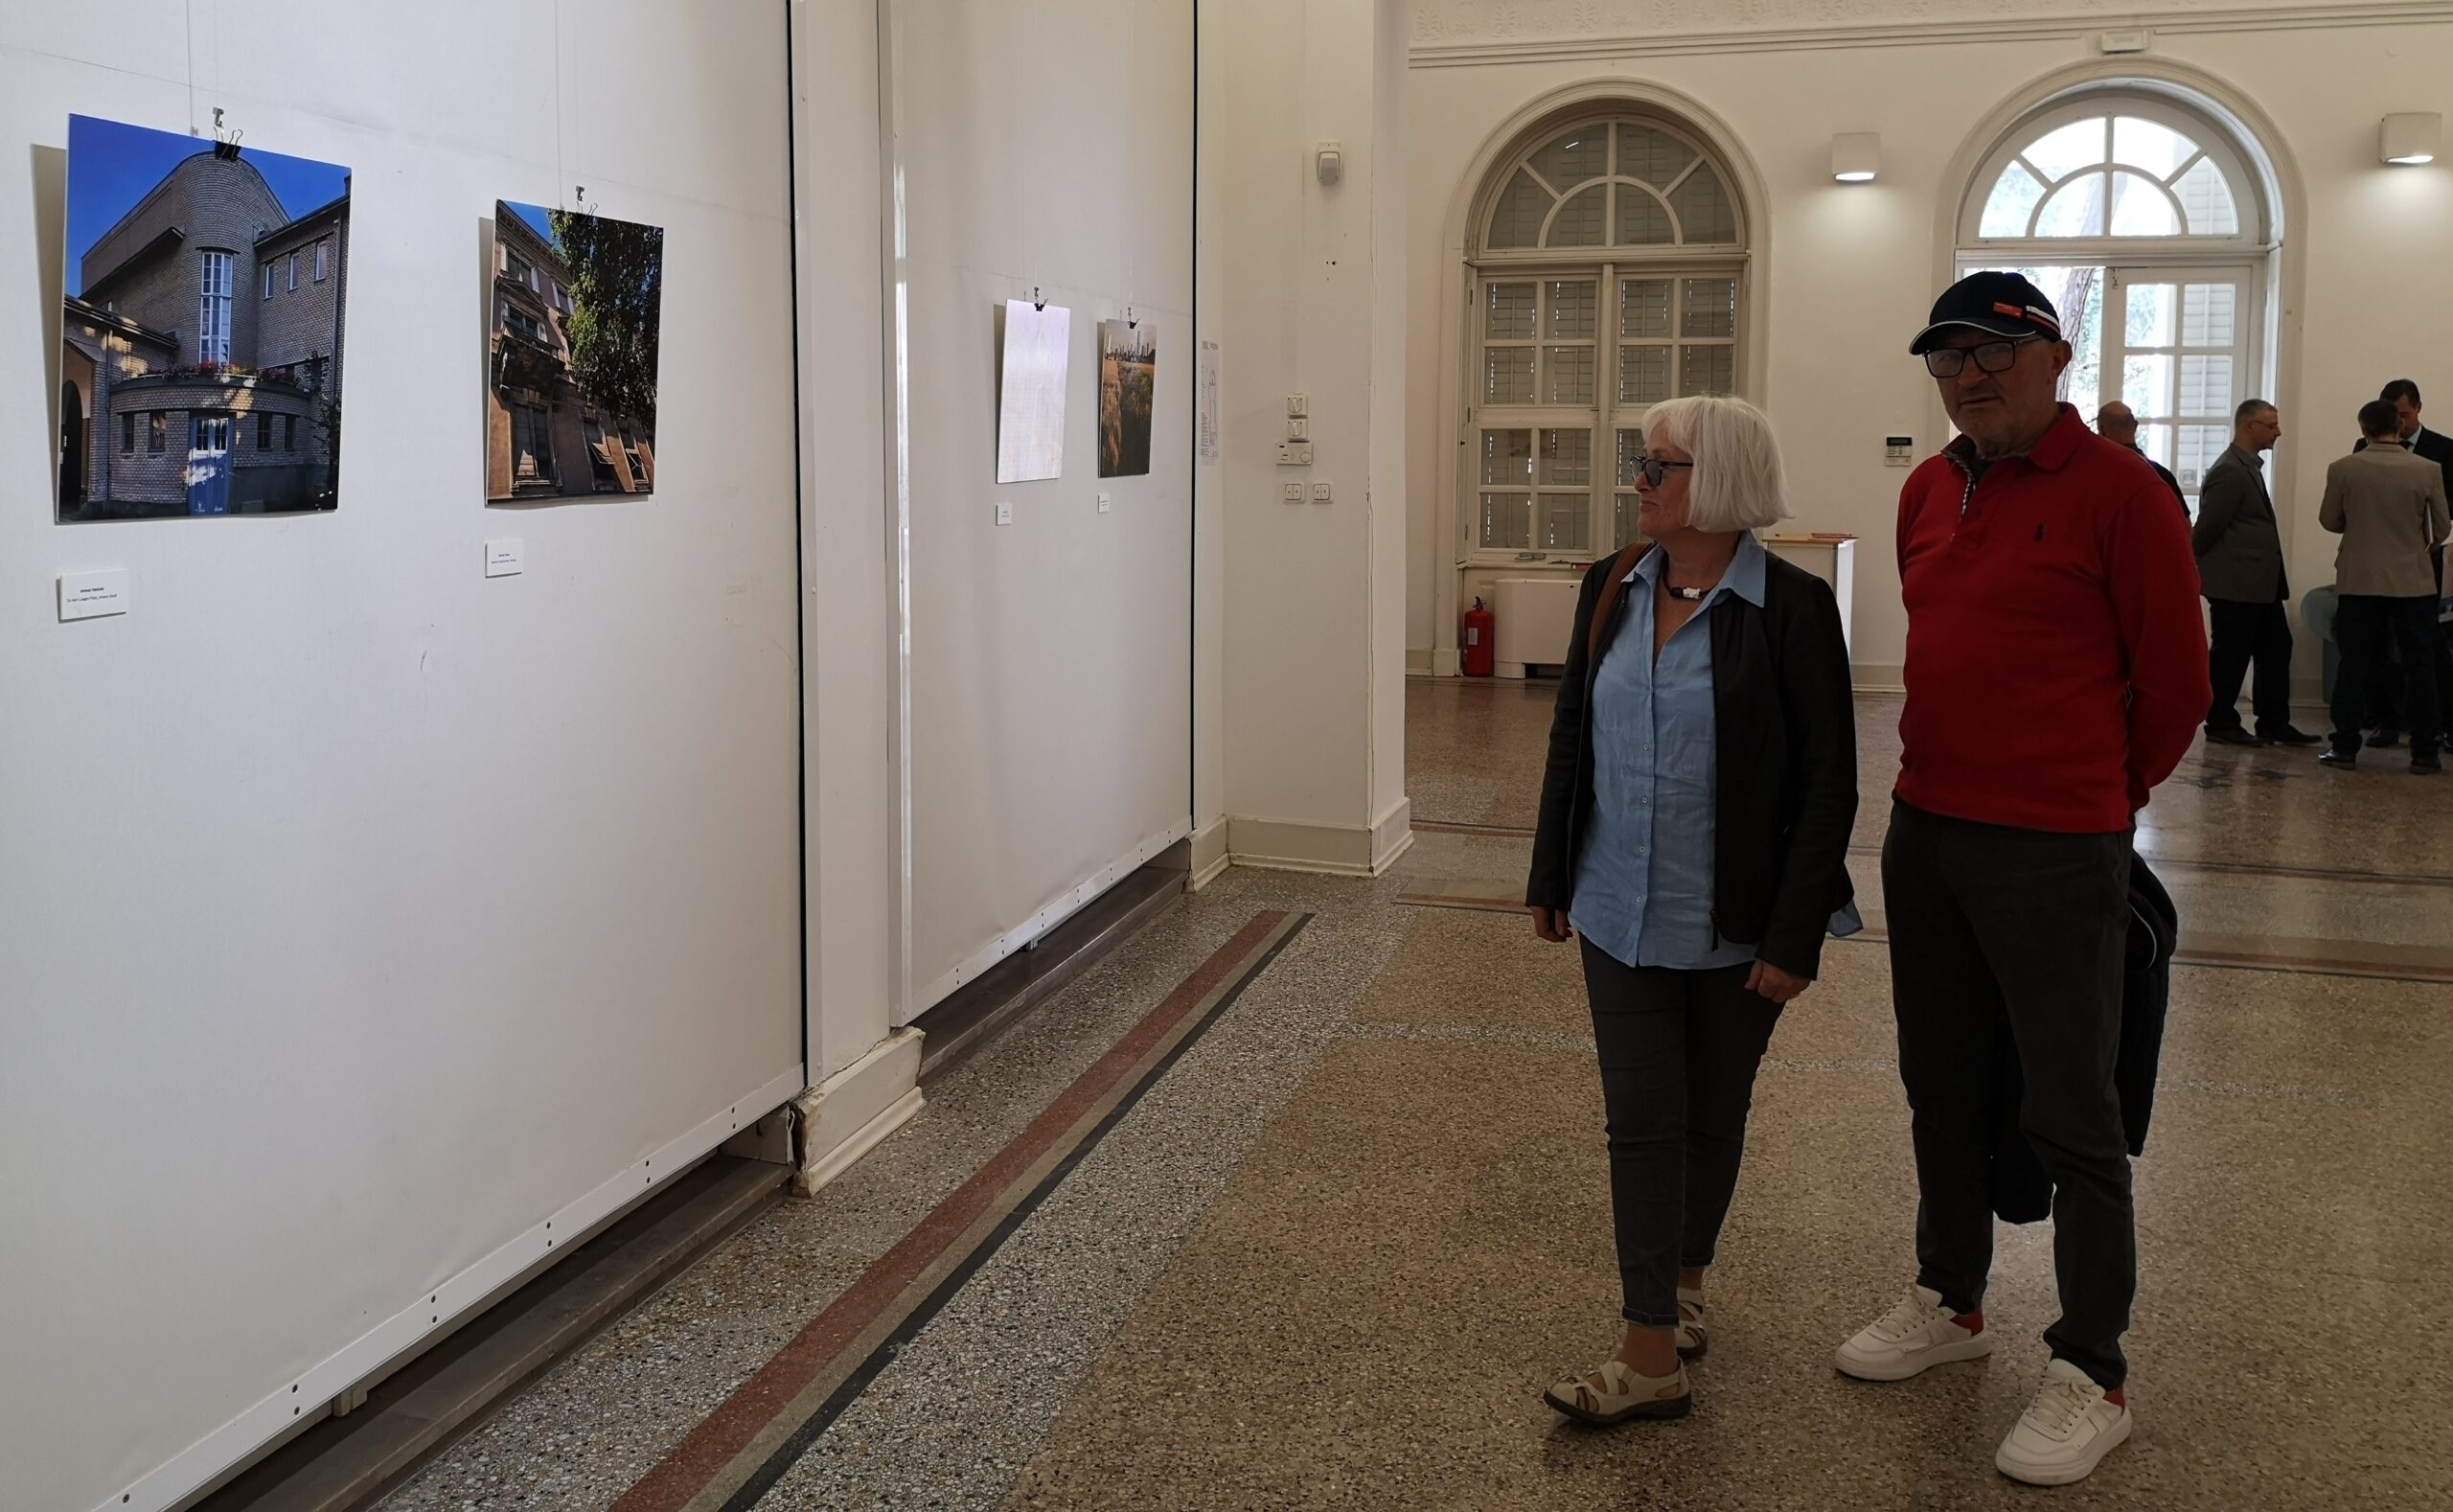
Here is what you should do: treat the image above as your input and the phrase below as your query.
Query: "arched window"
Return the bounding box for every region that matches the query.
[1959,91,2275,506]
[1467,115,1749,559]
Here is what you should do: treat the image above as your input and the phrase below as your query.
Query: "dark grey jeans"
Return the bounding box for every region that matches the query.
[1578,939,1783,1328]
[1884,800,2135,1390]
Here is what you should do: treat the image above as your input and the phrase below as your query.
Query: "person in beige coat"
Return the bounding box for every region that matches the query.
[2321,400,2453,773]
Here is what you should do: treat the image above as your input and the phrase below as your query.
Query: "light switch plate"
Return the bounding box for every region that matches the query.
[995,501,1015,526]
[1311,482,1335,504]
[1287,417,1310,442]
[1275,442,1315,467]
[484,538,525,577]
[57,567,128,621]
[1282,483,1305,503]
[1287,393,1309,419]
[1098,492,1112,514]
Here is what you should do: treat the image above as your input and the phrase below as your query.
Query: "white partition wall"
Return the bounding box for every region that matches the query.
[0,6,806,1509]
[892,0,1197,1018]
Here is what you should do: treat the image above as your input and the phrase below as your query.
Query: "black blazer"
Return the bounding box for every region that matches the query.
[1525,543,1859,979]
[2355,424,2453,485]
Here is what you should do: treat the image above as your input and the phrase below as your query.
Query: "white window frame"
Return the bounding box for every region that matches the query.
[287,251,298,291]
[1462,114,1751,567]
[197,250,234,363]
[262,261,274,300]
[313,240,328,283]
[1961,95,2266,254]
[1957,91,2274,514]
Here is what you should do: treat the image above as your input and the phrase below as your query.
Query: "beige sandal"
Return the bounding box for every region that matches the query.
[1677,1287,1708,1360]
[1542,1358,1692,1426]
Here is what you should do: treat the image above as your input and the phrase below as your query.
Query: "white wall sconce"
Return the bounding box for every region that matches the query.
[1831,132,1881,183]
[2382,113,2441,166]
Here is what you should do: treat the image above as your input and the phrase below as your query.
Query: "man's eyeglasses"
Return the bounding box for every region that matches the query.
[1631,456,1695,488]
[1922,337,2040,378]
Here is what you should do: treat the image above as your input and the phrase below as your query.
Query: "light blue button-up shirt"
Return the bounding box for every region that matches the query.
[1571,535,1767,971]
[1570,534,1863,972]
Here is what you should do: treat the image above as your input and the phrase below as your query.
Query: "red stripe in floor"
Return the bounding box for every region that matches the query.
[612,909,1295,1512]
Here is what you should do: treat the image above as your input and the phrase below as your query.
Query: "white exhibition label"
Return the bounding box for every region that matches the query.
[996,299,1071,484]
[57,568,129,621]
[1198,340,1222,463]
[485,538,525,578]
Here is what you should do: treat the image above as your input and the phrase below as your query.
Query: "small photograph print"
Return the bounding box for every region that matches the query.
[1097,318,1156,479]
[57,114,352,521]
[487,200,663,504]
[997,299,1071,484]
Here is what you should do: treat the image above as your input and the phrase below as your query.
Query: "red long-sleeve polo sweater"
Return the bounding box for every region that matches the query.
[1896,404,2212,834]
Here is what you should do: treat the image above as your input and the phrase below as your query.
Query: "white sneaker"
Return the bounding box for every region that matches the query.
[1995,1359,2132,1485]
[1833,1284,1994,1381]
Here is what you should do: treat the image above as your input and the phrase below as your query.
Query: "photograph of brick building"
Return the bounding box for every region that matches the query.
[487,201,661,503]
[57,115,349,521]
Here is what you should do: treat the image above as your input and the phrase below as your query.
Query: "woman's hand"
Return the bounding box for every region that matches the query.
[1530,906,1575,944]
[1746,960,1810,1003]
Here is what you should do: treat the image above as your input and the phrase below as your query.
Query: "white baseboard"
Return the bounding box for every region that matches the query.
[1432,648,1462,677]
[1405,647,1433,676]
[793,1028,924,1198]
[907,819,1190,1019]
[94,1062,805,1512]
[1227,798,1415,879]
[1851,663,1906,695]
[1182,817,1231,890]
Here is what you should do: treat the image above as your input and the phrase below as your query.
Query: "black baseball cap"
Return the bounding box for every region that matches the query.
[1909,271,2064,355]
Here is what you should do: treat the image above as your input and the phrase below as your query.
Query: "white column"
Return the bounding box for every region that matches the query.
[1204,0,1413,877]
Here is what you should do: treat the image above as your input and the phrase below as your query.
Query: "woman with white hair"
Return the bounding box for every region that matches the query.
[1526,394,1860,1425]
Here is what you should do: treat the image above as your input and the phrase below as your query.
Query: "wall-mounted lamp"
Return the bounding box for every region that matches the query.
[1831,132,1881,184]
[2382,113,2441,166]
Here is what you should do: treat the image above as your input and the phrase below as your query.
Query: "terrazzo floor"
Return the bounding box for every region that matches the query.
[378,677,2453,1512]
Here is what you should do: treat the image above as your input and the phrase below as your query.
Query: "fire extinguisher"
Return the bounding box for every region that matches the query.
[1462,597,1497,677]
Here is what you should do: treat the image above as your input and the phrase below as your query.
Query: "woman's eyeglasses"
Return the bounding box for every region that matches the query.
[1922,337,2039,378]
[1631,457,1696,488]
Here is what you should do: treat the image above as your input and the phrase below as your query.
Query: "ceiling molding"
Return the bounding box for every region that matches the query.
[1411,2,2453,67]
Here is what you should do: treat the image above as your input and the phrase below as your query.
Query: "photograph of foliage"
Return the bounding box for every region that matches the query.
[487,200,664,502]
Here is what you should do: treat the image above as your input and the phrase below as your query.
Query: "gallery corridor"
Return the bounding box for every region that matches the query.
[365,680,2453,1512]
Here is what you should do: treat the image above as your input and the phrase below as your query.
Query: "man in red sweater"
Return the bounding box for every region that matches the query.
[1832,273,2209,1487]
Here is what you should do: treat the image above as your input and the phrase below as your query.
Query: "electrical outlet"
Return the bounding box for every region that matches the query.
[1311,482,1334,504]
[995,501,1014,526]
[1282,482,1305,504]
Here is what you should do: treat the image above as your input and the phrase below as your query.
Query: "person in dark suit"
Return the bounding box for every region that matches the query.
[2351,380,2453,743]
[2194,400,2315,745]
[2095,402,2186,510]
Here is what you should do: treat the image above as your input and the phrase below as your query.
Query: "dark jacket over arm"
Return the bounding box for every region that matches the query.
[1526,544,1859,981]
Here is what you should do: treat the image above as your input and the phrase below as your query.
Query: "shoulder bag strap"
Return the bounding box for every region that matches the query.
[1585,543,1653,663]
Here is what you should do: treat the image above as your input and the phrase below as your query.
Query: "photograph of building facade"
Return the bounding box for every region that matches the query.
[56,115,349,521]
[486,201,661,503]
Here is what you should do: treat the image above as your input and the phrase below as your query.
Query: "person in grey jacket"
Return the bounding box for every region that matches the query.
[2193,401,2315,745]
[2321,400,2453,773]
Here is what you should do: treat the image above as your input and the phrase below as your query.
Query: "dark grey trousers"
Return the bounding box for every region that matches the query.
[1578,939,1783,1328]
[1884,800,2136,1390]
